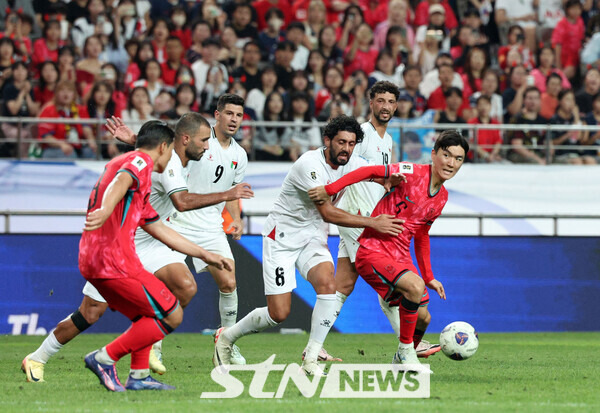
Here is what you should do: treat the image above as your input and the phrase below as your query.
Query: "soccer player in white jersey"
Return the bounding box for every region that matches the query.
[332,81,441,359]
[213,115,405,376]
[21,114,254,383]
[166,94,249,364]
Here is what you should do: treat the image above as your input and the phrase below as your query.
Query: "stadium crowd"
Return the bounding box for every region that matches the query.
[0,0,599,164]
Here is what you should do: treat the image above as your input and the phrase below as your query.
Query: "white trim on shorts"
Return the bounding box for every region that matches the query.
[82,281,106,303]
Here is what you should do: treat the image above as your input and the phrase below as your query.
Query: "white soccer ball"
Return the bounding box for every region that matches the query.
[439,321,479,361]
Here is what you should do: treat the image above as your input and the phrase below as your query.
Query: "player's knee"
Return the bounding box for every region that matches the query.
[178,277,197,307]
[420,309,432,325]
[219,278,237,293]
[80,298,108,324]
[406,277,425,300]
[336,278,355,296]
[268,305,290,324]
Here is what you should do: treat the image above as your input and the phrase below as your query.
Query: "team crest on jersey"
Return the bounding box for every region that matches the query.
[231,161,238,169]
[131,156,147,172]
[207,154,214,161]
[168,169,174,177]
[399,163,414,174]
[311,171,317,180]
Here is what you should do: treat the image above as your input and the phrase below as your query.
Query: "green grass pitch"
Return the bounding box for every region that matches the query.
[1,332,599,412]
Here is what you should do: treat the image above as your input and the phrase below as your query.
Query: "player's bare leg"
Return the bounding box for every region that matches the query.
[22,296,107,382]
[302,262,338,376]
[208,260,246,364]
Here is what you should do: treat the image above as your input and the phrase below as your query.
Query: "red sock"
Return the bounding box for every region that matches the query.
[399,297,419,345]
[413,328,425,348]
[106,317,169,367]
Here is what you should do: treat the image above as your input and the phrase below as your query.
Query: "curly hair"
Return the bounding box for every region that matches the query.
[323,115,364,144]
[369,80,400,100]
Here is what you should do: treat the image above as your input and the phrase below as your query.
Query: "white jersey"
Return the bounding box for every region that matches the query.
[170,127,248,232]
[262,147,366,249]
[134,149,189,243]
[338,122,393,217]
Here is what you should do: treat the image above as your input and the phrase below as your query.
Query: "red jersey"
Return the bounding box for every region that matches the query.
[324,163,447,283]
[79,151,159,280]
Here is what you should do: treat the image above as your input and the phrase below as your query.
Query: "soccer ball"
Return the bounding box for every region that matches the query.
[439,321,479,361]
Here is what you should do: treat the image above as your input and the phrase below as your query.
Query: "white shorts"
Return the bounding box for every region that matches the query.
[135,234,187,274]
[337,226,362,263]
[262,236,333,295]
[169,221,234,273]
[82,281,106,303]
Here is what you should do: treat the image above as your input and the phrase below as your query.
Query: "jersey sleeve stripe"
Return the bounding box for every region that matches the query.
[166,187,187,197]
[143,215,160,225]
[117,168,140,192]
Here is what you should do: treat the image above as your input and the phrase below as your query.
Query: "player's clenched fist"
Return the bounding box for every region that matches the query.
[84,208,111,231]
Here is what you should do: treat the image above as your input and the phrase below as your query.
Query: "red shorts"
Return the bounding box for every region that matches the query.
[355,246,429,307]
[87,271,179,321]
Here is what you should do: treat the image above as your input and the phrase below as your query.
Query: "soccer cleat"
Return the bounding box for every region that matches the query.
[21,354,45,383]
[302,347,342,362]
[149,348,166,375]
[212,327,233,367]
[301,360,327,377]
[84,351,126,392]
[416,340,441,358]
[125,374,175,390]
[393,345,432,374]
[230,344,246,365]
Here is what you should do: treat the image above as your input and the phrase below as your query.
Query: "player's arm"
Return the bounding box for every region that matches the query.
[414,225,446,300]
[225,198,243,240]
[142,220,232,271]
[84,171,133,231]
[106,116,137,145]
[315,201,404,236]
[169,183,254,212]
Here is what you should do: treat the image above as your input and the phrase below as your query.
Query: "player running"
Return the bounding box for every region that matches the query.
[213,115,405,376]
[21,114,254,383]
[79,120,231,391]
[309,130,469,368]
[331,81,440,360]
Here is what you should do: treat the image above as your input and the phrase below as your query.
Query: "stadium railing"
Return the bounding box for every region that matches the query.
[0,117,599,164]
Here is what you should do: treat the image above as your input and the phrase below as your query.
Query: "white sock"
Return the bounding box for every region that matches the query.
[152,340,162,353]
[304,294,338,362]
[222,307,278,344]
[333,291,347,319]
[219,289,238,327]
[129,368,150,379]
[378,295,400,337]
[30,330,63,364]
[398,340,413,350]
[94,346,116,365]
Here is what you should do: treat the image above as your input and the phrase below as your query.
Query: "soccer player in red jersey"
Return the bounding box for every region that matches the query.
[309,130,469,369]
[79,120,231,391]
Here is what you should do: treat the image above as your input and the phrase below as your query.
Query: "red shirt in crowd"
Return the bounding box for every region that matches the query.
[38,103,90,148]
[414,0,458,31]
[467,117,502,159]
[551,16,585,68]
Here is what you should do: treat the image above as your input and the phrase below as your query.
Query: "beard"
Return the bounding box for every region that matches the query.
[329,147,350,165]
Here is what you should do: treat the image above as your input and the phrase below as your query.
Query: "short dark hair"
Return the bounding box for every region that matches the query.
[202,37,221,48]
[434,130,469,155]
[265,7,284,20]
[369,80,400,100]
[523,86,541,98]
[546,72,562,85]
[216,93,245,111]
[402,64,421,77]
[565,0,581,10]
[558,88,574,101]
[243,40,261,52]
[444,86,463,98]
[175,112,210,139]
[136,120,175,149]
[287,21,305,32]
[476,94,491,105]
[323,115,364,144]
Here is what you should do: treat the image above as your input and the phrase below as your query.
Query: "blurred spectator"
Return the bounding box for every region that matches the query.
[148,0,186,20]
[502,64,528,123]
[414,0,458,32]
[400,64,427,116]
[253,0,293,31]
[186,20,211,64]
[162,83,197,120]
[287,22,310,70]
[506,86,551,164]
[318,25,343,70]
[160,36,189,86]
[170,6,192,50]
[427,63,469,116]
[581,31,600,68]
[283,70,313,108]
[200,64,229,114]
[396,90,415,119]
[0,37,15,90]
[34,61,59,108]
[274,40,295,90]
[200,0,227,34]
[32,19,63,74]
[549,89,595,164]
[255,91,290,161]
[471,68,503,121]
[348,70,369,121]
[102,14,129,75]
[230,3,259,45]
[495,0,537,53]
[497,25,534,71]
[551,0,584,81]
[76,34,105,97]
[461,47,487,98]
[343,23,378,78]
[218,26,243,71]
[282,91,321,161]
[374,0,414,51]
[87,80,121,159]
[1,1,35,34]
[246,65,278,119]
[306,49,326,94]
[1,9,33,57]
[57,45,76,82]
[462,8,490,56]
[467,95,504,163]
[369,49,403,86]
[2,61,39,155]
[66,0,88,25]
[125,39,153,85]
[72,0,113,53]
[450,25,476,63]
[385,26,412,67]
[413,4,451,65]
[173,65,196,88]
[191,38,227,99]
[530,45,571,94]
[433,86,466,135]
[122,86,155,134]
[153,89,176,118]
[231,40,262,92]
[258,8,286,62]
[37,80,97,159]
[315,65,346,117]
[575,67,600,114]
[148,18,171,64]
[539,72,562,119]
[32,0,67,35]
[114,0,147,41]
[132,58,163,103]
[537,0,564,42]
[582,93,600,162]
[337,5,364,51]
[302,0,327,49]
[418,52,463,99]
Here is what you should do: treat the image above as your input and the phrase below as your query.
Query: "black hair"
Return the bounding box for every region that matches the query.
[434,130,469,155]
[149,17,173,36]
[546,72,562,86]
[216,93,245,111]
[402,64,422,77]
[174,82,197,106]
[557,88,574,101]
[263,91,286,135]
[243,40,261,52]
[142,58,162,79]
[444,86,463,98]
[369,80,400,100]
[523,86,541,99]
[10,60,28,74]
[0,37,14,49]
[202,37,221,48]
[565,0,582,10]
[174,112,210,138]
[287,21,305,33]
[88,80,115,118]
[323,115,364,144]
[58,45,75,58]
[43,19,61,39]
[38,61,59,90]
[265,7,284,21]
[167,35,183,43]
[135,120,174,149]
[128,86,151,111]
[476,94,491,105]
[191,19,211,32]
[134,40,154,67]
[340,5,364,28]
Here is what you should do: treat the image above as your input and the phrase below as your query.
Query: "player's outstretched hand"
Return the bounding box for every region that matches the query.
[84,208,110,231]
[308,185,329,204]
[226,183,254,201]
[371,214,405,236]
[384,173,407,193]
[204,252,233,272]
[427,279,446,300]
[106,116,136,145]
[227,218,244,240]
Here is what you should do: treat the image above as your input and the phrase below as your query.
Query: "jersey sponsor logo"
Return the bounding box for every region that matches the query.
[405,196,415,204]
[131,156,147,172]
[399,163,413,174]
[311,171,317,180]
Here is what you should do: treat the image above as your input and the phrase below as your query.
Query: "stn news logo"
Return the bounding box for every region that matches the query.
[201,355,430,399]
